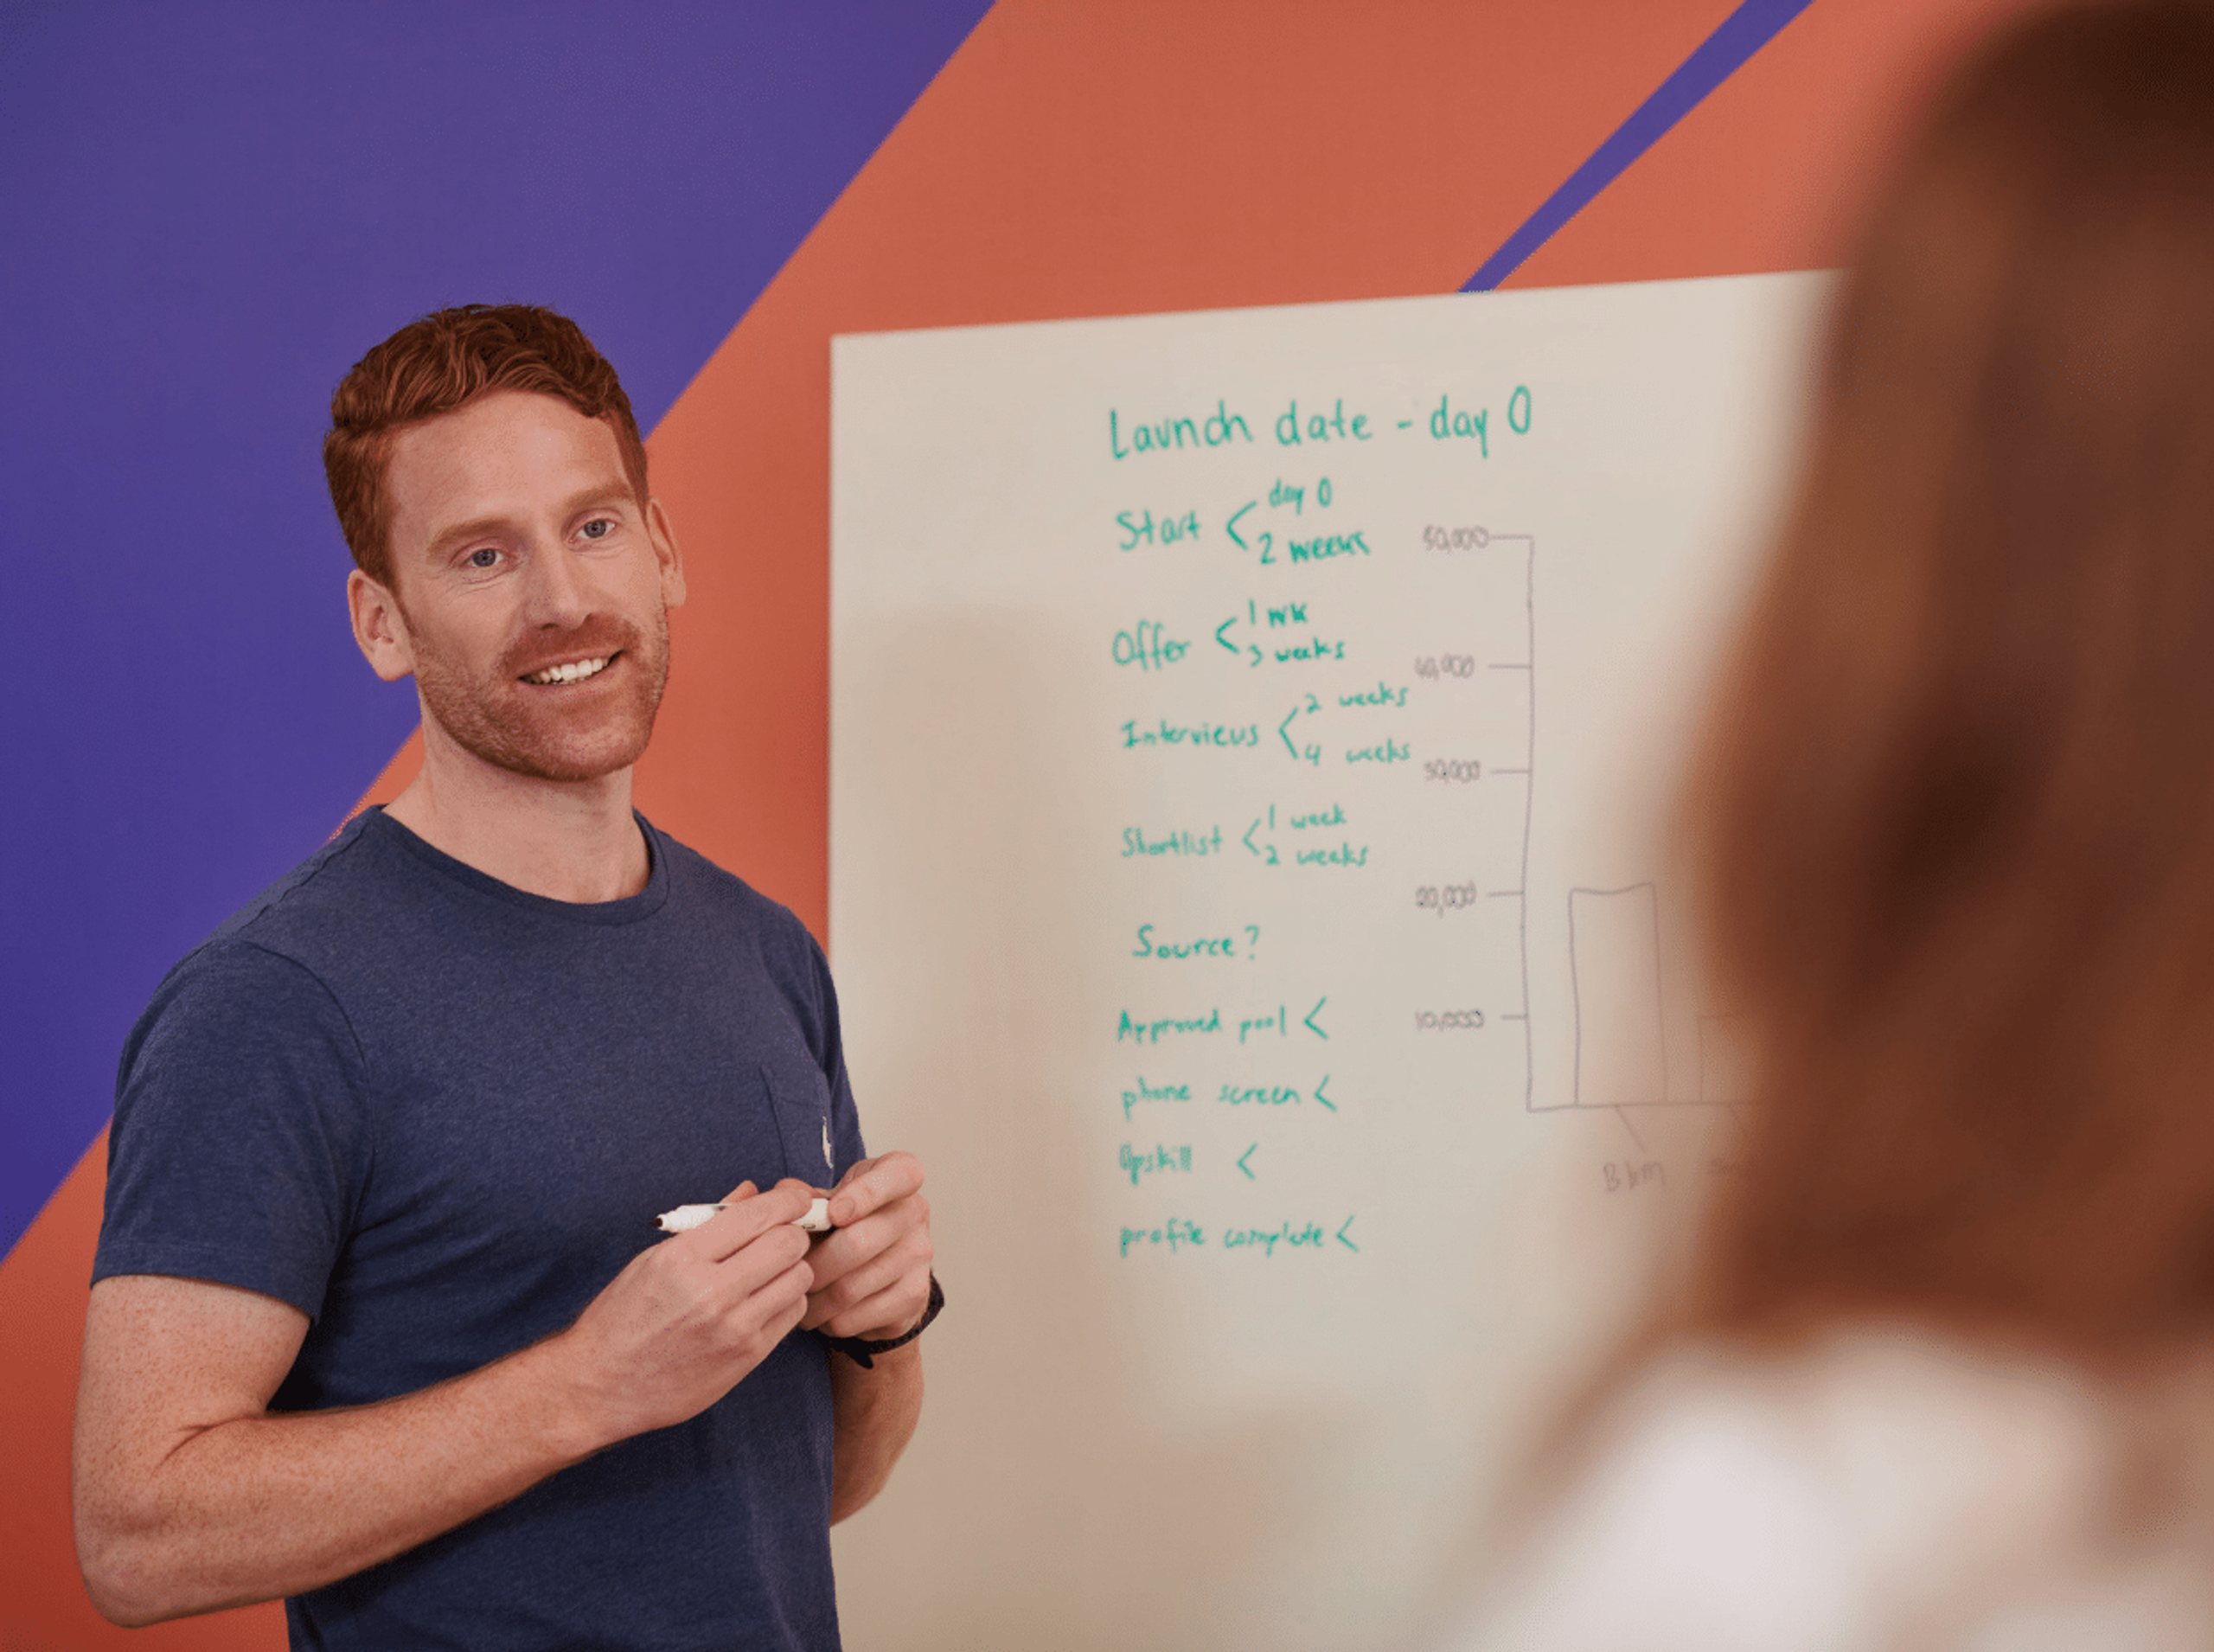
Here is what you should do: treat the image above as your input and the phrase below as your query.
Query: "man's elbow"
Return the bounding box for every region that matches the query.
[75,1497,199,1627]
[829,1460,904,1525]
[79,1547,172,1627]
[829,1349,925,1524]
[83,1576,173,1630]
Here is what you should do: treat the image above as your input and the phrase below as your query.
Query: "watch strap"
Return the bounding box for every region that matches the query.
[825,1271,944,1369]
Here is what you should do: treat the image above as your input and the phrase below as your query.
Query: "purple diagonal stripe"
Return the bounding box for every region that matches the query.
[1466,0,1820,291]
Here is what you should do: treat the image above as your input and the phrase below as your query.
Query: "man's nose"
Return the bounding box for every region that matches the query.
[522,540,592,627]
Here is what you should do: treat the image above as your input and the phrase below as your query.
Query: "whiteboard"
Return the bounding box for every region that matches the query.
[828,273,1828,1650]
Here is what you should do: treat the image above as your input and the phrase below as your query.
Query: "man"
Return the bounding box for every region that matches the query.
[72,304,936,1649]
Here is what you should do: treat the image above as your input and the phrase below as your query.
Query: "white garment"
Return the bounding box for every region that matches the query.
[1453,1332,2214,1652]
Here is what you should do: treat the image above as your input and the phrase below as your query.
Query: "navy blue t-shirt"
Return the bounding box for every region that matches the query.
[96,809,865,1651]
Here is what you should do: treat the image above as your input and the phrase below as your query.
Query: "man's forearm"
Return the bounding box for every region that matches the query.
[76,1193,816,1625]
[828,1341,924,1522]
[76,1329,605,1625]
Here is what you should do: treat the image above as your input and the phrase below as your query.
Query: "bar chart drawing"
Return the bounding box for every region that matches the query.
[1567,883,1669,1109]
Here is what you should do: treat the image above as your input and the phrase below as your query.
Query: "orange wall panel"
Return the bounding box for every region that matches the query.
[632,1,1743,940]
[1509,0,2057,288]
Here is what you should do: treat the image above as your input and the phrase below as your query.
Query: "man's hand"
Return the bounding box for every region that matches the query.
[806,1152,933,1521]
[547,1179,817,1451]
[805,1153,933,1343]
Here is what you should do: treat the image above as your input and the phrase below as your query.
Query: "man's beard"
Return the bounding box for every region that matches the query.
[409,608,672,784]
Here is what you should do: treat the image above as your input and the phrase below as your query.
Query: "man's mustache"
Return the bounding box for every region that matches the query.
[500,616,644,680]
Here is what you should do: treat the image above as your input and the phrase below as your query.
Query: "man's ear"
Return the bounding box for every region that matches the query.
[348,567,417,682]
[647,496,687,611]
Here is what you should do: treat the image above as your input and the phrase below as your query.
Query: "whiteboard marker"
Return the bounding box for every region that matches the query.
[656,1198,833,1234]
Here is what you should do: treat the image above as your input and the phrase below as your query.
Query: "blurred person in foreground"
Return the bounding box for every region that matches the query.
[1461,4,2214,1647]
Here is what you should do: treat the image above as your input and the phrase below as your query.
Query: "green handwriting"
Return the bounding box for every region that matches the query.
[1112,619,1189,669]
[1117,1006,1221,1045]
[1119,1216,1206,1255]
[1346,738,1411,765]
[1427,385,1533,455]
[1275,399,1371,446]
[1110,401,1252,459]
[1121,825,1223,858]
[1133,924,1254,962]
[1123,718,1261,752]
[1117,508,1200,549]
[1121,1075,1191,1119]
[1120,1143,1193,1186]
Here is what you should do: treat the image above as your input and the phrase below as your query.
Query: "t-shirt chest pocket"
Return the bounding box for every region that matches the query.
[758,1056,839,1188]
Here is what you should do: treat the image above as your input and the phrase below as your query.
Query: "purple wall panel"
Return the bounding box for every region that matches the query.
[0,0,991,1258]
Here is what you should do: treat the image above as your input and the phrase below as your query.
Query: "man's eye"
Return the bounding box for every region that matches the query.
[467,547,501,569]
[580,518,614,541]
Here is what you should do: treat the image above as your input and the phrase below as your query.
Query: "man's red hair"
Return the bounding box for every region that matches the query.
[323,304,649,587]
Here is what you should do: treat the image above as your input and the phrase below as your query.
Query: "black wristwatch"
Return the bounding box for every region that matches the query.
[824,1273,944,1368]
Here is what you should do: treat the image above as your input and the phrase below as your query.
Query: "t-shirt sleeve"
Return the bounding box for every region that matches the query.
[94,939,370,1321]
